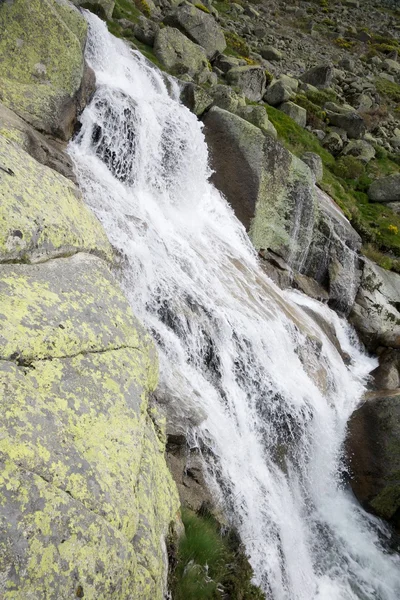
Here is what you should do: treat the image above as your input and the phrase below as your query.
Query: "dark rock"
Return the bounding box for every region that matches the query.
[300,63,333,89]
[180,82,213,116]
[226,66,267,102]
[264,79,292,107]
[368,174,400,203]
[133,16,159,47]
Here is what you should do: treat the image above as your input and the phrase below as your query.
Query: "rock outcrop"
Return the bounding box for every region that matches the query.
[153,27,210,80]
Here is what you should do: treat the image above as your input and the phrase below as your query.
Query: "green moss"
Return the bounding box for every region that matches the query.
[224,31,250,58]
[112,0,142,20]
[195,3,211,13]
[376,77,400,105]
[332,156,365,180]
[171,509,264,600]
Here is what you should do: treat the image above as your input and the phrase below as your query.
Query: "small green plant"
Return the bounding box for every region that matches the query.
[335,37,356,49]
[333,156,365,180]
[134,0,151,18]
[388,224,399,235]
[195,3,211,13]
[376,77,400,104]
[264,69,273,86]
[224,31,250,57]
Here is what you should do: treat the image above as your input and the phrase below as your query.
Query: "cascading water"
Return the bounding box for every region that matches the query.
[69,13,400,600]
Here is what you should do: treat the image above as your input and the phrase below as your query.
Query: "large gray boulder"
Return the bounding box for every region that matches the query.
[180,82,213,116]
[325,107,366,139]
[226,66,267,102]
[300,64,333,89]
[264,79,292,106]
[154,27,209,79]
[342,139,375,164]
[301,152,323,183]
[164,5,226,59]
[279,101,307,127]
[347,390,400,531]
[368,174,400,203]
[236,105,277,138]
[349,259,400,350]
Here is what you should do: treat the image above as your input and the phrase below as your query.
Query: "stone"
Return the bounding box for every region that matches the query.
[180,82,213,116]
[133,16,159,47]
[322,132,344,155]
[0,0,92,140]
[368,174,400,203]
[326,108,366,139]
[71,0,115,19]
[226,66,267,102]
[0,254,179,598]
[383,58,400,75]
[279,102,307,128]
[342,139,375,164]
[300,63,334,89]
[236,105,277,138]
[264,80,292,107]
[214,54,242,74]
[339,57,355,72]
[153,27,209,79]
[371,349,400,390]
[210,84,240,113]
[301,152,323,182]
[260,46,283,61]
[349,259,400,350]
[164,5,226,59]
[0,135,112,264]
[279,74,299,93]
[347,390,400,530]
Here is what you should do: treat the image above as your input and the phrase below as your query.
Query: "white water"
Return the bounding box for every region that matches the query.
[69,13,400,600]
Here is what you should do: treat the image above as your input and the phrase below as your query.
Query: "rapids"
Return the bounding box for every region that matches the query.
[69,13,400,599]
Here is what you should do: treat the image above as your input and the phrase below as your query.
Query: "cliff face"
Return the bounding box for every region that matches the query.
[0,1,179,598]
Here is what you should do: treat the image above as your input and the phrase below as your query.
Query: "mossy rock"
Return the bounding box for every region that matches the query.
[71,0,116,19]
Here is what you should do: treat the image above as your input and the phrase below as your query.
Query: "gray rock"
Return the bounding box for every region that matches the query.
[349,259,400,350]
[279,74,299,93]
[236,105,277,138]
[342,139,375,164]
[210,84,240,113]
[226,66,267,102]
[326,108,366,139]
[180,82,213,116]
[164,5,226,59]
[71,0,115,19]
[279,101,307,128]
[153,27,209,78]
[383,58,400,75]
[347,389,400,529]
[264,80,292,106]
[339,57,355,72]
[322,132,344,155]
[301,152,323,182]
[368,174,400,202]
[214,53,242,74]
[372,349,400,390]
[300,63,333,89]
[133,16,159,47]
[260,45,283,62]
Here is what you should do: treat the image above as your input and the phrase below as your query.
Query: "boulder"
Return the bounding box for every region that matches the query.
[301,152,323,182]
[342,139,375,164]
[236,105,277,138]
[214,53,243,74]
[372,349,400,390]
[326,108,366,139]
[0,134,112,264]
[368,174,400,203]
[154,27,209,79]
[71,0,115,19]
[264,80,292,107]
[279,101,307,128]
[278,74,299,93]
[260,46,283,61]
[210,84,240,113]
[349,259,400,350]
[0,0,93,140]
[226,66,267,102]
[133,16,159,46]
[383,58,400,75]
[347,390,400,530]
[164,5,226,59]
[322,132,344,155]
[180,82,213,116]
[300,63,333,89]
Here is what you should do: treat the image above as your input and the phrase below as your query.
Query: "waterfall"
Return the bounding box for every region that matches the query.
[69,13,400,600]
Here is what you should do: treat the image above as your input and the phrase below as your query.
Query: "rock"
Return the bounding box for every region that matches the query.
[236,105,277,138]
[326,108,366,139]
[260,45,283,61]
[347,389,400,530]
[0,102,75,181]
[133,16,159,46]
[368,174,400,202]
[322,131,344,155]
[226,66,267,102]
[164,5,226,59]
[214,53,242,74]
[210,84,240,113]
[279,74,299,93]
[279,101,307,128]
[372,349,400,390]
[0,253,179,597]
[0,0,93,140]
[339,57,355,72]
[349,259,400,350]
[383,58,400,75]
[342,139,375,164]
[180,82,213,116]
[71,0,115,19]
[300,63,333,89]
[264,79,292,106]
[0,135,112,264]
[301,152,323,182]
[153,27,209,79]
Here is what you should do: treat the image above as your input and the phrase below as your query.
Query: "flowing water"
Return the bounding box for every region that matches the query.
[69,13,400,600]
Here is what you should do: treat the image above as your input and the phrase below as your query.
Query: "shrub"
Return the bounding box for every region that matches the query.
[332,156,365,180]
[335,37,356,49]
[224,31,250,57]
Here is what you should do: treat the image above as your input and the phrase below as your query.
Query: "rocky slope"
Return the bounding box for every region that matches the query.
[0,1,179,598]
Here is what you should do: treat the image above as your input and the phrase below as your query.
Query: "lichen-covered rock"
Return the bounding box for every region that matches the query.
[0,135,112,263]
[180,82,213,117]
[264,79,292,107]
[347,390,400,531]
[300,63,333,89]
[226,66,267,102]
[301,152,323,182]
[279,101,306,127]
[236,105,277,138]
[153,27,209,79]
[342,139,375,164]
[71,0,116,19]
[0,253,179,598]
[0,0,93,140]
[210,84,241,113]
[325,107,366,139]
[164,5,226,60]
[349,259,400,350]
[368,173,400,203]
